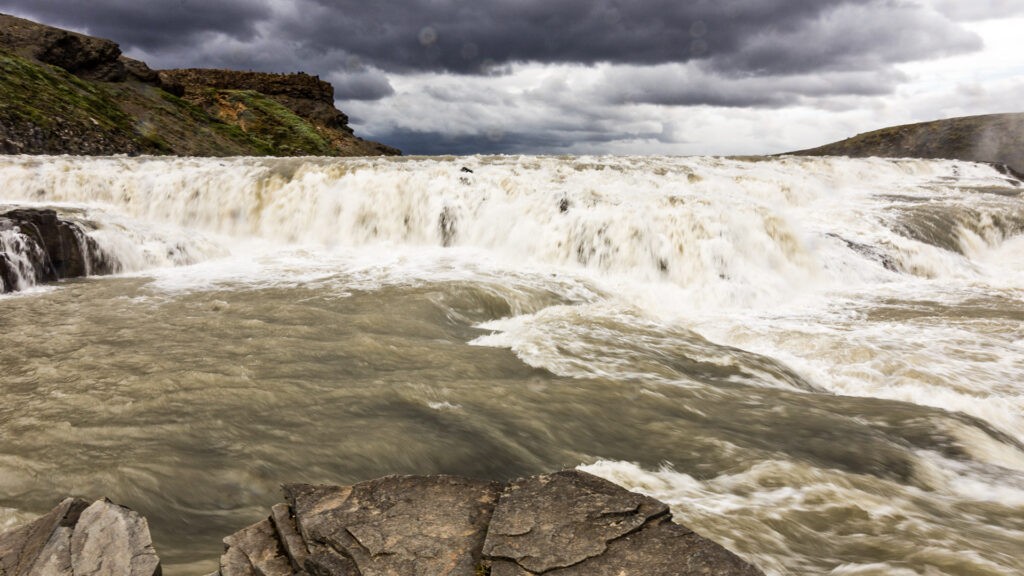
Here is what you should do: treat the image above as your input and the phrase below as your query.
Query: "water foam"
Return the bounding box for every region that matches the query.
[1,155,1018,309]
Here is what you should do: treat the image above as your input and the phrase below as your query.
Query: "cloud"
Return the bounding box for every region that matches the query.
[596,64,906,108]
[0,0,984,77]
[925,0,1024,21]
[325,68,395,101]
[0,0,273,49]
[0,0,1011,156]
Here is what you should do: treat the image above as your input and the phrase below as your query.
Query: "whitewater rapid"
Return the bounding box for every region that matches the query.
[1,154,1023,575]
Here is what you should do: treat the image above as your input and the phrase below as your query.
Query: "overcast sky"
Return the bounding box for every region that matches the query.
[2,0,1022,155]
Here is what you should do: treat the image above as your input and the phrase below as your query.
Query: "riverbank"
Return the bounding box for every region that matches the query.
[0,471,763,576]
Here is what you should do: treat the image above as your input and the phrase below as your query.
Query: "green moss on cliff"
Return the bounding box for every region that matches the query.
[196,89,338,156]
[0,50,141,152]
[0,48,394,156]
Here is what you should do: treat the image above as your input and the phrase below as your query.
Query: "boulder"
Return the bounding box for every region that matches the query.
[483,471,764,576]
[0,498,161,576]
[284,475,501,576]
[214,471,764,576]
[0,473,765,575]
[0,208,115,293]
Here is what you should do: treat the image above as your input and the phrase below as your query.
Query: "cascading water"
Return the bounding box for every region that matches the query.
[1,154,1022,575]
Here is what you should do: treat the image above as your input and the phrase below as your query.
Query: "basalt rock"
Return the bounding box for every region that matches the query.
[156,68,401,156]
[0,12,125,81]
[215,471,764,576]
[0,208,115,293]
[0,472,764,575]
[0,12,400,156]
[483,472,763,576]
[0,497,161,576]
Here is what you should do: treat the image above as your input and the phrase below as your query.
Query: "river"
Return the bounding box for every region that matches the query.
[1,155,1022,575]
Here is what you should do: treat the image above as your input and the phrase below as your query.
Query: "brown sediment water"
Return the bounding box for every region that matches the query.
[1,155,1023,575]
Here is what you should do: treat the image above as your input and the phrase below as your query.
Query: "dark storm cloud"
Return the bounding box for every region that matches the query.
[598,65,906,108]
[371,123,667,156]
[0,0,272,49]
[0,0,983,76]
[325,69,395,101]
[278,0,980,75]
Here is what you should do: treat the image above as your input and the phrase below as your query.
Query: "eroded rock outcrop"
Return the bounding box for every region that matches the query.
[217,471,764,576]
[0,497,160,576]
[157,68,401,157]
[0,472,764,575]
[0,12,126,81]
[0,12,400,156]
[0,208,115,293]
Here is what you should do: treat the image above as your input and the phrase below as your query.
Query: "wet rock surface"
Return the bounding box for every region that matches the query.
[218,471,764,576]
[0,497,160,576]
[0,472,765,575]
[0,208,114,293]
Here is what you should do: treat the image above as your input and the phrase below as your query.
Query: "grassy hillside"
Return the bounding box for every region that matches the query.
[0,49,396,156]
[788,113,1024,173]
[0,12,398,156]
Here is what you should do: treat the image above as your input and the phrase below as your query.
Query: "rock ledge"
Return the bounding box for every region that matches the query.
[218,470,763,576]
[0,471,765,576]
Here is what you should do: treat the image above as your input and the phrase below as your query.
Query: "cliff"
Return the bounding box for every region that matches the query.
[788,112,1024,174]
[0,13,399,157]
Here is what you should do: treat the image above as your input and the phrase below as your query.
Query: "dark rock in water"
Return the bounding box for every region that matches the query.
[0,208,115,293]
[826,232,900,272]
[439,206,458,247]
[460,166,474,173]
[0,497,161,576]
[214,471,764,576]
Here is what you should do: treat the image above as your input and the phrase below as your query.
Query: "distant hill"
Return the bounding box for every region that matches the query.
[788,113,1024,174]
[0,13,399,156]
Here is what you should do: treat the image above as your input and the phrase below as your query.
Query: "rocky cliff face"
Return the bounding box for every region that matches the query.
[158,68,400,157]
[789,113,1024,174]
[0,12,399,157]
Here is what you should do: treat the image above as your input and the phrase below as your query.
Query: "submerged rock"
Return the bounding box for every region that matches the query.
[0,497,161,576]
[0,208,114,293]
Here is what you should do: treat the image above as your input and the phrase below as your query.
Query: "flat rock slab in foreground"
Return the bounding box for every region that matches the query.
[218,470,764,576]
[0,497,160,576]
